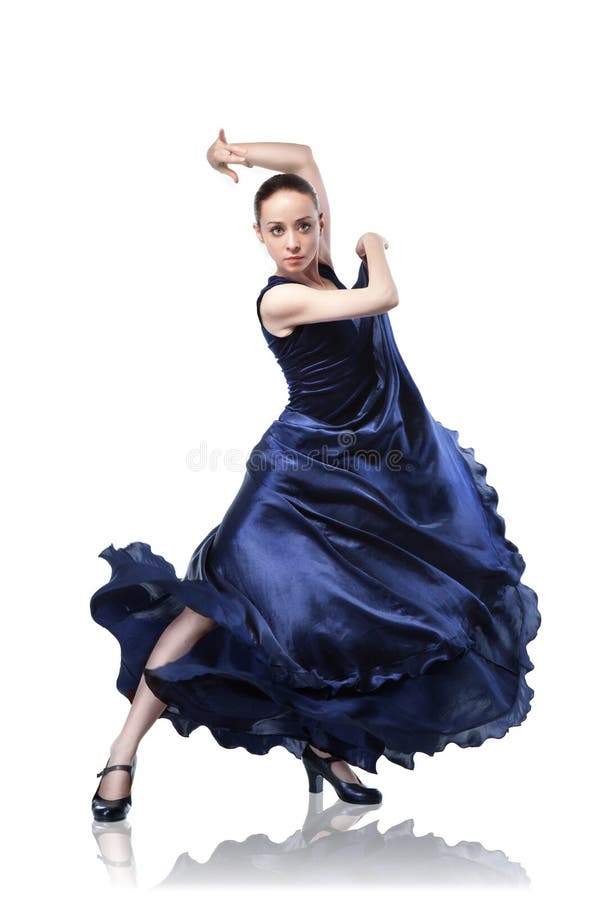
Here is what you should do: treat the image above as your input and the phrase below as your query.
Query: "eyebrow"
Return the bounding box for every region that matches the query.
[266,216,312,225]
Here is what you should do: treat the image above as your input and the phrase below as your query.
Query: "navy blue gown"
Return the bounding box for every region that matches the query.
[90,259,541,774]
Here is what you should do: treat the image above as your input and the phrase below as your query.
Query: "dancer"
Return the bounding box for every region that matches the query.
[91,130,541,822]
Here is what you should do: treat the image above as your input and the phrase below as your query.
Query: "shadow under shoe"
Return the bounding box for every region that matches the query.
[302,745,382,805]
[92,754,138,822]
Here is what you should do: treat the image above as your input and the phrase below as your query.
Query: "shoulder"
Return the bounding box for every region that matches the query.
[256,280,297,338]
[255,256,339,335]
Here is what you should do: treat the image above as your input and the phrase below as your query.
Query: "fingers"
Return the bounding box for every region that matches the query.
[223,151,246,163]
[218,163,239,183]
[225,143,248,155]
[216,127,246,154]
[209,130,244,182]
[216,146,246,164]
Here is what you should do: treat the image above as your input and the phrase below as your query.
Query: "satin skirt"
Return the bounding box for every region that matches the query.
[90,313,541,773]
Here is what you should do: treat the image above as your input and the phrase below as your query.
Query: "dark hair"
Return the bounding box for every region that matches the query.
[254,173,320,226]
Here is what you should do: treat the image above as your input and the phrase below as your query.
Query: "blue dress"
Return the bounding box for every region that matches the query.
[90,259,541,774]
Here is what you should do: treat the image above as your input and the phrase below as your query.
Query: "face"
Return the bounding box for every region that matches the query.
[254,190,323,275]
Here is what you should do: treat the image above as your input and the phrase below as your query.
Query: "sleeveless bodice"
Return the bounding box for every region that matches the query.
[256,261,378,422]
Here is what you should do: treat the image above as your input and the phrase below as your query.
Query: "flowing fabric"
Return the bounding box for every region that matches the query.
[90,260,541,774]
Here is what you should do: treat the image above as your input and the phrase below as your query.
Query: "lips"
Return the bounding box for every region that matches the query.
[286,256,303,261]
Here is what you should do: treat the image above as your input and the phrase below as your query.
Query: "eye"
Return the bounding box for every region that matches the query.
[269,222,312,236]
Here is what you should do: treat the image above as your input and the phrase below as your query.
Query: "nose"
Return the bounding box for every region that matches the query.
[286,233,301,252]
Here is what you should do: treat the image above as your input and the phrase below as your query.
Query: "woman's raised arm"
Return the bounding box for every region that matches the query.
[260,233,398,337]
[206,131,333,266]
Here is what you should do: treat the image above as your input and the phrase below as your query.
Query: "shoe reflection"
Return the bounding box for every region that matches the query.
[92,793,529,888]
[92,819,137,889]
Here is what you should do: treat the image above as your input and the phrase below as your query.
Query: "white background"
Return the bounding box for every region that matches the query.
[1,0,597,897]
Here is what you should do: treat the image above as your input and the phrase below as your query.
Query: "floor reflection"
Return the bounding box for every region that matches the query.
[92,791,529,889]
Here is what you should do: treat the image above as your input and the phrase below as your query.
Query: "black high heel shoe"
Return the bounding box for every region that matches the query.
[92,754,137,822]
[302,745,382,805]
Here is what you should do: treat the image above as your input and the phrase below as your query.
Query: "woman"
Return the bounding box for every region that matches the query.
[91,130,541,822]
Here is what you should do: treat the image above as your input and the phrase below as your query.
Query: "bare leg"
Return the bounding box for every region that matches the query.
[96,606,218,800]
[308,744,361,784]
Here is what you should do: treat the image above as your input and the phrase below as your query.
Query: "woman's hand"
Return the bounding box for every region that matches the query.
[355,232,389,262]
[206,128,253,183]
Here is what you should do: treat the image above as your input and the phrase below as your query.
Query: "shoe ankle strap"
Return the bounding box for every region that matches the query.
[96,764,133,777]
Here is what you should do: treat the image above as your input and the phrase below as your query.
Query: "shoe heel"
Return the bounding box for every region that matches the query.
[303,760,323,793]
